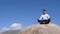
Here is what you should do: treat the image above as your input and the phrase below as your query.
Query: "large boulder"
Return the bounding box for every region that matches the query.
[20,24,60,34]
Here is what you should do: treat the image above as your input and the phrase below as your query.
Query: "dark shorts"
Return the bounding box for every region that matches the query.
[38,19,50,24]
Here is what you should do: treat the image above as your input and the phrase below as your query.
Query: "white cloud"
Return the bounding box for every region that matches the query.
[2,27,10,31]
[10,23,22,30]
[2,23,22,32]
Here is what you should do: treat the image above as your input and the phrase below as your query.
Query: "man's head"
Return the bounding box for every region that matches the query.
[43,9,47,14]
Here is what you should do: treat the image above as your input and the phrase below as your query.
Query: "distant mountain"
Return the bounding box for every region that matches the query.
[1,30,20,34]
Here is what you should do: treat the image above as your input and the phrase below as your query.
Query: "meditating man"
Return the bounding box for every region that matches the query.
[37,9,51,24]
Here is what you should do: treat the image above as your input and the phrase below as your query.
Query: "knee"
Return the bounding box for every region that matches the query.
[48,18,51,22]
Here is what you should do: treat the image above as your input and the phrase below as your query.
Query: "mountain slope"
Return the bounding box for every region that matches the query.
[1,30,20,34]
[20,24,60,34]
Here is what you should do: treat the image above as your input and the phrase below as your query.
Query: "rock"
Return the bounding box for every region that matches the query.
[20,24,60,34]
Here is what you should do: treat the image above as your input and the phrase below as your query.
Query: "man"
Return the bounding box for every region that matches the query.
[37,9,51,24]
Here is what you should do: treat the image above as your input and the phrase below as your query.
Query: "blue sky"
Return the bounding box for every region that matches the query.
[0,0,60,32]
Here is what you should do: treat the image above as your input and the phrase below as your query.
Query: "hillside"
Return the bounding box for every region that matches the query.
[1,30,20,34]
[20,24,60,34]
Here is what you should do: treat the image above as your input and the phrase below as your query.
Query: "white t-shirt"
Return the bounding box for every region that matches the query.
[39,14,50,20]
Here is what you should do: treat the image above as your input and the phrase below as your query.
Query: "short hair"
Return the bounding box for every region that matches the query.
[43,9,46,11]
